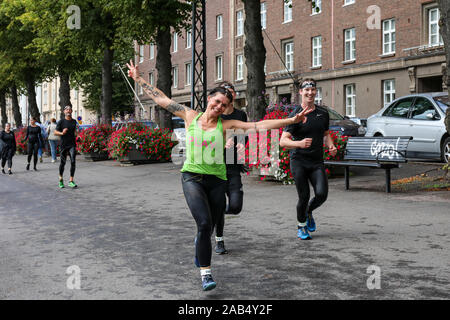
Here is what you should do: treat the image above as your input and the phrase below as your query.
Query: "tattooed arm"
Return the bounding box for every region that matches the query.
[127,60,195,120]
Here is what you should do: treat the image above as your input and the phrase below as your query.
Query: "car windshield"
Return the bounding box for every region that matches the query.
[433,96,449,112]
[172,119,185,129]
[327,108,345,120]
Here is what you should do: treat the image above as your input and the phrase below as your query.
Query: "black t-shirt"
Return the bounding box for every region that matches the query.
[221,108,248,172]
[283,105,329,164]
[56,118,78,148]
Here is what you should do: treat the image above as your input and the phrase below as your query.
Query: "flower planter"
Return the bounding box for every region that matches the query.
[118,148,164,165]
[84,152,109,162]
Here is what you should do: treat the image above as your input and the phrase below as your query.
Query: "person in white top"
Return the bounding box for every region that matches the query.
[47,118,60,163]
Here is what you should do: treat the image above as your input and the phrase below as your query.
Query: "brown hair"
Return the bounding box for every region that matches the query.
[208,87,234,103]
[51,118,56,123]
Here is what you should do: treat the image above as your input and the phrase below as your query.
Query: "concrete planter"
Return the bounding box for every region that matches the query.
[84,152,109,162]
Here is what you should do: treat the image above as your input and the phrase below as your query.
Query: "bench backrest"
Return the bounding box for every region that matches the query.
[344,136,412,162]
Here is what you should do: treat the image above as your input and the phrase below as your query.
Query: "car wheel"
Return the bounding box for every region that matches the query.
[441,136,450,163]
[374,133,383,137]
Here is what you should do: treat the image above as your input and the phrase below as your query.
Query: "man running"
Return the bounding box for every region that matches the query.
[54,106,78,188]
[280,78,337,240]
[215,81,248,254]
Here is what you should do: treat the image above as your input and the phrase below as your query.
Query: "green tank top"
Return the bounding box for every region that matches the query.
[181,113,227,180]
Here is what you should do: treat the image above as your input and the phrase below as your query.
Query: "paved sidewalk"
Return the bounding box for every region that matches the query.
[0,155,449,299]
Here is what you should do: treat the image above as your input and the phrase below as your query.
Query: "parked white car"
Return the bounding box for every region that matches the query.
[365,92,450,163]
[172,117,186,154]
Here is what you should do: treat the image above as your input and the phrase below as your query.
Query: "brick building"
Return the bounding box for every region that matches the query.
[135,0,447,120]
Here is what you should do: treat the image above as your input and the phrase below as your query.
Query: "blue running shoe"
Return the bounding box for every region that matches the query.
[202,274,217,291]
[297,226,312,240]
[306,213,316,232]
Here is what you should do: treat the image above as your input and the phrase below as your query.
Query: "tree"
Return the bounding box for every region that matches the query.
[0,0,45,121]
[437,0,450,133]
[243,0,266,121]
[111,0,192,129]
[0,88,6,128]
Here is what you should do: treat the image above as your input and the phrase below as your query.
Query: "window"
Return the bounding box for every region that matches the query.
[411,97,438,120]
[383,97,413,118]
[215,55,223,81]
[261,2,267,29]
[344,28,356,61]
[173,33,178,52]
[382,19,395,55]
[312,36,322,67]
[284,0,292,23]
[149,72,154,86]
[236,10,244,36]
[43,89,48,105]
[172,67,178,89]
[429,8,443,47]
[185,63,191,86]
[186,30,192,49]
[138,84,143,96]
[315,87,323,105]
[283,41,294,72]
[216,15,223,39]
[150,43,155,60]
[139,45,144,63]
[383,79,395,107]
[312,0,322,14]
[344,0,355,5]
[236,54,244,81]
[345,84,356,116]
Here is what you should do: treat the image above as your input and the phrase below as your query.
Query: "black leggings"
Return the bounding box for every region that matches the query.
[216,172,243,238]
[290,159,328,224]
[1,148,14,169]
[181,172,226,267]
[59,146,76,177]
[27,141,39,167]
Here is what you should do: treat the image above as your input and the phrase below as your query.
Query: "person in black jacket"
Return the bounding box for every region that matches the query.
[0,123,16,175]
[25,117,43,171]
[214,81,248,254]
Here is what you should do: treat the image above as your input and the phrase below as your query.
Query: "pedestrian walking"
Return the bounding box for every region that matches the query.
[0,123,16,175]
[36,120,48,163]
[214,81,248,255]
[25,117,43,171]
[54,106,78,188]
[127,60,311,291]
[47,118,60,163]
[280,78,337,240]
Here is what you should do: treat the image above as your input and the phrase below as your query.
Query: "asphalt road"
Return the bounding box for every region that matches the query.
[0,155,449,300]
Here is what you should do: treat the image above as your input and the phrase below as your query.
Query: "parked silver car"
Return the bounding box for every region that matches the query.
[365,92,450,163]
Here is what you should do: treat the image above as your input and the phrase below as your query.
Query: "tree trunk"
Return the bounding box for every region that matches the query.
[25,72,41,121]
[101,46,114,126]
[156,27,173,130]
[0,89,7,128]
[10,85,22,128]
[243,0,267,121]
[58,70,72,121]
[437,0,450,133]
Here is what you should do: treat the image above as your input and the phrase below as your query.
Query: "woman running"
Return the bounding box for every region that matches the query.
[280,78,337,240]
[0,123,16,175]
[127,60,310,291]
[25,117,43,171]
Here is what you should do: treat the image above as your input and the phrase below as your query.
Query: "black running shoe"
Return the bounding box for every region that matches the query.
[201,274,216,291]
[215,241,228,254]
[1,168,5,174]
[8,170,12,175]
[26,163,30,170]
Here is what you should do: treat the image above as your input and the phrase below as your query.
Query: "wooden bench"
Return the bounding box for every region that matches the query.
[324,136,412,193]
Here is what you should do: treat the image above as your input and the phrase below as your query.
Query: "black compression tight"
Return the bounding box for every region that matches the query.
[216,172,243,238]
[59,146,76,177]
[27,141,39,167]
[290,159,328,224]
[181,172,226,267]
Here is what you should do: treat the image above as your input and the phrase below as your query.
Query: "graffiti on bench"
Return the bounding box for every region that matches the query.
[370,137,401,160]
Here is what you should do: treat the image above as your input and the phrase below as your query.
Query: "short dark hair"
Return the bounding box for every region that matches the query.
[208,87,234,103]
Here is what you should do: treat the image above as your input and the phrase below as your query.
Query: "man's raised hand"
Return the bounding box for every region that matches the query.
[292,107,314,124]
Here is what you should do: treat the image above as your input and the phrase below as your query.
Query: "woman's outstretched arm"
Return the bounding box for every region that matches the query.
[126,60,196,121]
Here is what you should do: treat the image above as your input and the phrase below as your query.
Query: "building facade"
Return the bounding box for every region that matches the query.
[135,0,447,119]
